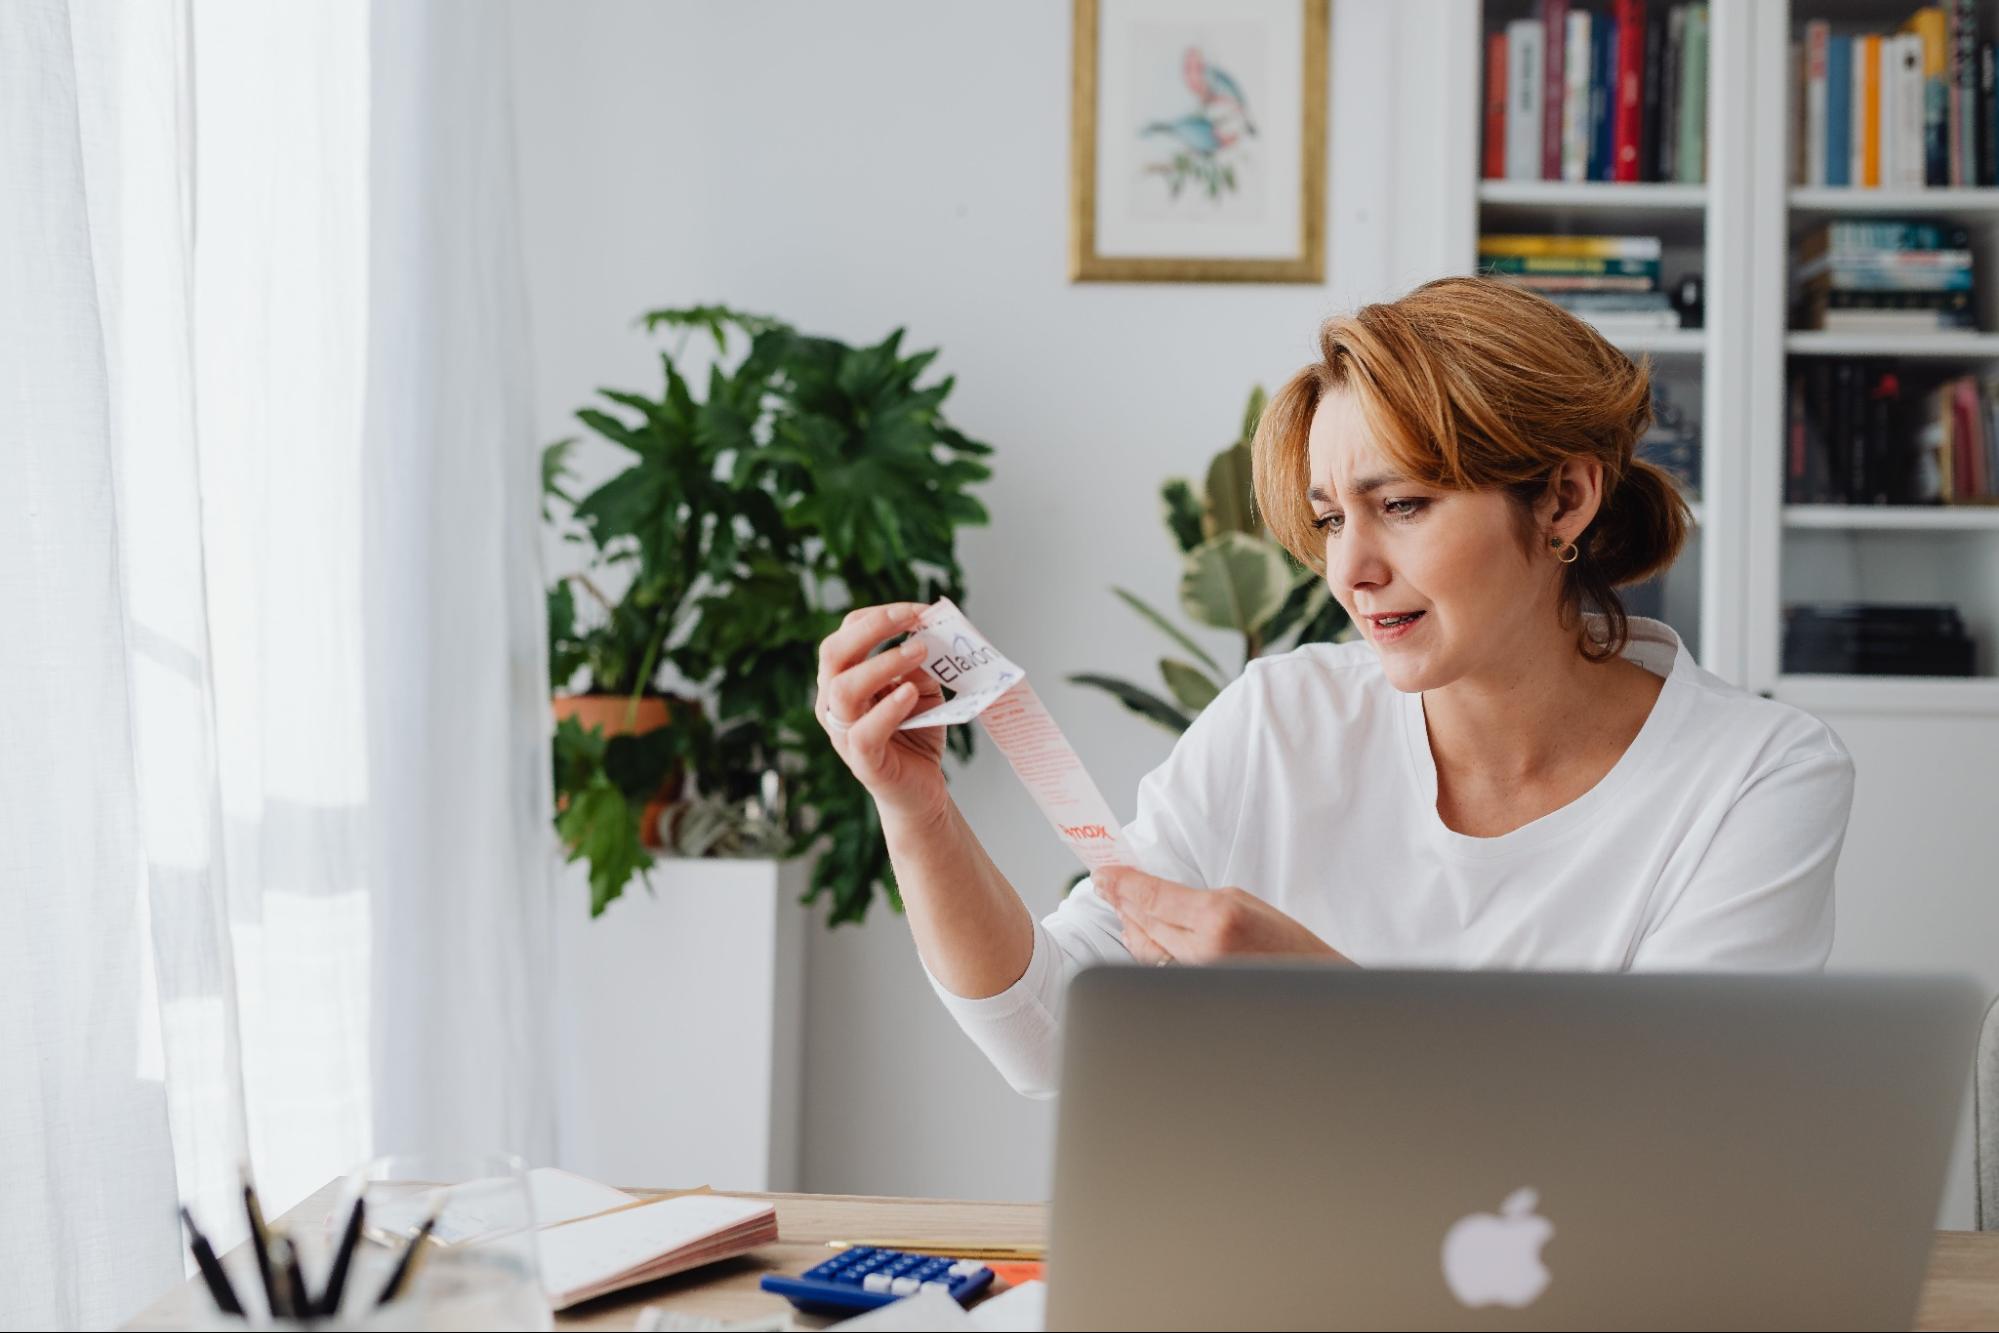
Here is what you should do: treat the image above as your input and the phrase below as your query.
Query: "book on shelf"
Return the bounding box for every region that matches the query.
[1506,18,1544,180]
[1481,232,1684,328]
[1791,219,1978,330]
[1786,361,1999,503]
[1484,3,1706,183]
[1791,6,1999,187]
[1782,603,1975,677]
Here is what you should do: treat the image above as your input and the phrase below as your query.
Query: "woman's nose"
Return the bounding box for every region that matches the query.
[1328,522,1390,597]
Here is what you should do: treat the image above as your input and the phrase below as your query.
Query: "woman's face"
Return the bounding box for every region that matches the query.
[1306,389,1562,694]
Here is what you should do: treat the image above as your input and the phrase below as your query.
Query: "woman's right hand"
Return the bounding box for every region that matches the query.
[816,602,950,826]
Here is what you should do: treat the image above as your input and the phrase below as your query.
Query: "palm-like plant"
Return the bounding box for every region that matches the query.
[1068,387,1349,732]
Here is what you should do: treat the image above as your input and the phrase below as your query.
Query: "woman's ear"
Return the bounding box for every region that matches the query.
[1537,457,1606,540]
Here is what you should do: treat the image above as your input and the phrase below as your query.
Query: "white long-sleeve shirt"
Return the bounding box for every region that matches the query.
[927,618,1855,1098]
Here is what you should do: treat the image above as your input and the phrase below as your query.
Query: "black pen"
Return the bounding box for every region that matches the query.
[242,1173,278,1318]
[179,1206,244,1317]
[373,1212,439,1309]
[316,1193,367,1317]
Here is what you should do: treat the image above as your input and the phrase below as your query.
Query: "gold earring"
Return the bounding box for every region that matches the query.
[1549,535,1579,564]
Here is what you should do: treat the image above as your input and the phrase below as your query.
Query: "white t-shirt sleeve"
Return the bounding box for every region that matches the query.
[1630,733,1854,972]
[925,673,1259,1097]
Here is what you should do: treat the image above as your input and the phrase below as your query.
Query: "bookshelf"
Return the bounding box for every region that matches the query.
[1749,0,1999,704]
[1475,1,1755,673]
[1470,0,1999,709]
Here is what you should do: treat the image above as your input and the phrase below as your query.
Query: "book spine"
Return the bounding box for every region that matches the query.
[1861,35,1882,187]
[1880,33,1899,187]
[1982,41,1996,184]
[1592,14,1616,180]
[1663,5,1684,181]
[1903,35,1929,188]
[1507,21,1545,180]
[1479,254,1663,278]
[1827,35,1852,187]
[1679,4,1706,183]
[1792,40,1808,187]
[1851,37,1868,185]
[1910,7,1950,185]
[1541,0,1568,180]
[1954,0,1976,184]
[1640,6,1664,182]
[1485,32,1509,179]
[1805,219,1968,249]
[1806,22,1829,186]
[1564,11,1592,181]
[1614,0,1644,181]
[1480,233,1664,258]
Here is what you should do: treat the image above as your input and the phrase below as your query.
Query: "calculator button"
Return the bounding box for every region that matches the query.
[921,1280,952,1295]
[890,1277,921,1296]
[862,1274,893,1294]
[947,1260,986,1278]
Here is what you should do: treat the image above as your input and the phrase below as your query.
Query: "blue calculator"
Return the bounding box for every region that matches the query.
[759,1247,995,1316]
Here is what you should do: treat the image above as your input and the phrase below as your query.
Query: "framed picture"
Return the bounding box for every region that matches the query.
[1070,0,1328,284]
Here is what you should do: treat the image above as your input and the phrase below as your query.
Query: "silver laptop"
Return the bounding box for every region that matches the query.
[1045,966,1986,1331]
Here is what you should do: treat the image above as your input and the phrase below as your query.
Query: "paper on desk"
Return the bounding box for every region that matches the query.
[368,1167,637,1245]
[898,598,1132,874]
[969,1280,1046,1332]
[827,1287,973,1331]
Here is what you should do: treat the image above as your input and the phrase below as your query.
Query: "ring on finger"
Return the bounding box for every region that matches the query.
[823,704,855,735]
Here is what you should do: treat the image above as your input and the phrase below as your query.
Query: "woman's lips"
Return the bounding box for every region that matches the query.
[1365,610,1426,644]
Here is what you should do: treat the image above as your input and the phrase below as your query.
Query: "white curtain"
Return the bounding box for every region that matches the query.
[0,1,551,1326]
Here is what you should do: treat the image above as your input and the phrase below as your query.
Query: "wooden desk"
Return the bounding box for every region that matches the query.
[127,1181,1999,1330]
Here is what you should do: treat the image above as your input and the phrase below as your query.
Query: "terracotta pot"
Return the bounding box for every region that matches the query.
[552,694,685,847]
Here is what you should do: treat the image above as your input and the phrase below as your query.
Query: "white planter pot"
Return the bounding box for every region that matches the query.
[551,856,805,1190]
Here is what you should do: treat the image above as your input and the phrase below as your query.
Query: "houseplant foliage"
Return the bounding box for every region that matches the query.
[1069,387,1350,733]
[546,305,991,922]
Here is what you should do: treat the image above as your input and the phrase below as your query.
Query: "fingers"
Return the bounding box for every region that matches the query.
[1096,866,1208,929]
[822,638,929,727]
[1118,910,1173,965]
[841,680,924,774]
[817,602,929,682]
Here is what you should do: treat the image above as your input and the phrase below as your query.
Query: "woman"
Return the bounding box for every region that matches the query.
[813,277,1854,1098]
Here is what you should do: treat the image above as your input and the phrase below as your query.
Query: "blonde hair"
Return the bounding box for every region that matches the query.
[1251,275,1690,661]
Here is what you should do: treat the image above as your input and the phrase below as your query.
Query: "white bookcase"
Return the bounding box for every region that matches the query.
[1467,1,1999,712]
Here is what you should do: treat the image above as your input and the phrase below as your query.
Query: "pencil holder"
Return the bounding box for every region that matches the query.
[188,1153,551,1331]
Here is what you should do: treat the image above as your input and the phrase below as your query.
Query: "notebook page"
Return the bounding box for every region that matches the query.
[536,1194,773,1306]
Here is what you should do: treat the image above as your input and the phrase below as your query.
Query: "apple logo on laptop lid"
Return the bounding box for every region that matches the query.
[1441,1187,1554,1309]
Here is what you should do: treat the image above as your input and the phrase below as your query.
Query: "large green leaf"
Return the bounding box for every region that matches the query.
[1202,442,1258,538]
[1160,478,1205,554]
[1159,658,1222,713]
[1179,532,1292,634]
[1258,572,1330,648]
[1239,384,1268,444]
[1066,673,1191,733]
[1112,586,1221,676]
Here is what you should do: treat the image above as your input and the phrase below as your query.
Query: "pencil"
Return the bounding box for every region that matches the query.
[373,1212,439,1309]
[179,1206,244,1317]
[316,1193,367,1317]
[241,1173,278,1318]
[826,1239,1044,1261]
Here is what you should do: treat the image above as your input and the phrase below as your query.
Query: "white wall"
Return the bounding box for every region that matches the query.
[509,0,1995,1225]
[510,0,1467,1202]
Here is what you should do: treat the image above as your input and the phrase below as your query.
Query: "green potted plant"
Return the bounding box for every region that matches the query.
[545,305,992,922]
[1070,386,1350,732]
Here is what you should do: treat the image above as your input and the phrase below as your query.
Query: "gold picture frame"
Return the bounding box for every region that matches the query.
[1070,0,1328,284]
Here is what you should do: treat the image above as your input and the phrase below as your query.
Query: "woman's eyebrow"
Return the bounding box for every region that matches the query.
[1309,473,1405,503]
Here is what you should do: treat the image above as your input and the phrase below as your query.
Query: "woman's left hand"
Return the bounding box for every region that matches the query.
[1095,866,1352,966]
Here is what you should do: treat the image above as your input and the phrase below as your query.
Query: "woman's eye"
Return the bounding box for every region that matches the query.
[1384,498,1427,519]
[1312,512,1343,533]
